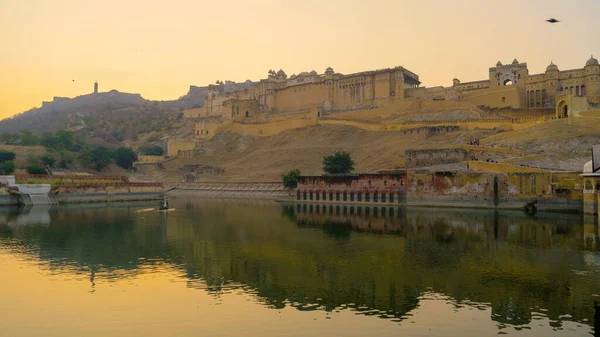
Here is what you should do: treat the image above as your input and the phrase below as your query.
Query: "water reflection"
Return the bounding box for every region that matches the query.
[0,199,599,335]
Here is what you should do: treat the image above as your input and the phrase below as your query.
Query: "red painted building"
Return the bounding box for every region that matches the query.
[296,172,407,205]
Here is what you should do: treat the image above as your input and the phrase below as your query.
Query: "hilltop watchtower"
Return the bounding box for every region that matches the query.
[94,81,98,94]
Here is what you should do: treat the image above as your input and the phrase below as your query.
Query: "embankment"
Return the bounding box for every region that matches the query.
[166,182,291,199]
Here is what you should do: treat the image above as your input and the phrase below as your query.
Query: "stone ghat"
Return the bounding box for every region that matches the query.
[167,182,291,198]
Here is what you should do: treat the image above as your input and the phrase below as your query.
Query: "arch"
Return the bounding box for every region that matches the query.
[576,86,580,96]
[245,111,249,117]
[556,100,568,118]
[503,79,513,86]
[582,85,586,96]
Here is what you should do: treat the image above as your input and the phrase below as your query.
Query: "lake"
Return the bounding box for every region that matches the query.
[1,198,599,337]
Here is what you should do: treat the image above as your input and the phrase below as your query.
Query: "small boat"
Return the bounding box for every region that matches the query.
[159,198,169,211]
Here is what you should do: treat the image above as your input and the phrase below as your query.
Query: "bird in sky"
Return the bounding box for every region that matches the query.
[72,79,75,82]
[546,18,559,23]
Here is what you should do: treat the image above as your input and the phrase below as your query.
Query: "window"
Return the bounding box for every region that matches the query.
[323,192,327,200]
[343,192,347,201]
[309,192,313,200]
[374,191,378,202]
[303,192,307,200]
[297,191,300,200]
[382,193,386,203]
[350,192,354,201]
[502,97,505,102]
[336,192,340,201]
[329,192,333,200]
[390,193,394,203]
[316,192,319,201]
[357,192,362,202]
[366,193,370,202]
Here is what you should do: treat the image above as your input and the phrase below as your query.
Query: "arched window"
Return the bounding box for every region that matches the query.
[582,85,586,96]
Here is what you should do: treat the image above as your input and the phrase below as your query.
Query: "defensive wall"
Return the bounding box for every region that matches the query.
[136,155,166,164]
[405,149,467,168]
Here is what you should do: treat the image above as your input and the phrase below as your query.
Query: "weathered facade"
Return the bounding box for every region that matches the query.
[295,171,584,213]
[296,173,408,206]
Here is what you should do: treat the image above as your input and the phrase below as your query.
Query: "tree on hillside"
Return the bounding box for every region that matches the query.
[0,133,19,145]
[0,150,16,163]
[140,145,164,156]
[113,147,137,170]
[40,155,56,167]
[323,151,355,174]
[282,168,301,189]
[79,146,113,171]
[19,130,39,146]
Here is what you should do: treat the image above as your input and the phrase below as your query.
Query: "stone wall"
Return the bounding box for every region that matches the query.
[167,138,196,156]
[398,125,460,139]
[405,149,467,168]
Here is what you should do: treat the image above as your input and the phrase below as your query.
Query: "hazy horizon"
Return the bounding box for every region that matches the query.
[1,0,599,119]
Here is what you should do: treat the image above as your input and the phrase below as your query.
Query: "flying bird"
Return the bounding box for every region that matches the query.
[546,18,559,23]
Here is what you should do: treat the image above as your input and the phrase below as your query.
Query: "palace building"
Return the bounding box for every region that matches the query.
[184,55,600,126]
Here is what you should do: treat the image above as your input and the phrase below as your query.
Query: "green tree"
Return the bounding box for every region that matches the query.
[0,133,19,145]
[79,146,113,171]
[55,130,74,150]
[40,155,56,167]
[0,161,15,174]
[140,145,164,156]
[26,164,47,175]
[40,133,62,151]
[282,168,301,189]
[323,151,355,174]
[58,152,73,169]
[112,147,137,170]
[19,130,39,146]
[0,150,16,163]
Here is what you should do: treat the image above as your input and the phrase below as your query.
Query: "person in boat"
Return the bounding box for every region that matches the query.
[160,198,169,210]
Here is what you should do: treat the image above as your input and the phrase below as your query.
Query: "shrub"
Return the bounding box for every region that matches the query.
[26,164,47,175]
[0,150,16,163]
[282,168,301,189]
[113,147,137,170]
[0,161,15,174]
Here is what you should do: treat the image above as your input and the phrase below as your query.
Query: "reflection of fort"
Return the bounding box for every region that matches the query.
[0,199,599,330]
[292,203,405,234]
[291,202,594,250]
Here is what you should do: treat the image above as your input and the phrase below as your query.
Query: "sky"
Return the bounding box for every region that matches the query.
[0,0,599,119]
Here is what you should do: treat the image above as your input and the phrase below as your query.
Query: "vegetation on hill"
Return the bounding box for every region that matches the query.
[0,150,16,174]
[282,168,301,189]
[323,151,355,174]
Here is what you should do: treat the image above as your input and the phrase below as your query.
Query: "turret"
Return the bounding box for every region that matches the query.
[585,55,600,103]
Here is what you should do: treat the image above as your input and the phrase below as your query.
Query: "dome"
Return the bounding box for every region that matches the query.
[276,69,287,77]
[289,74,297,80]
[496,61,502,67]
[325,67,333,72]
[546,61,559,72]
[584,160,593,173]
[310,70,317,75]
[298,71,310,77]
[512,58,519,64]
[586,55,599,66]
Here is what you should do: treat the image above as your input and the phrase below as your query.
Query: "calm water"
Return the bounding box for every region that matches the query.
[1,199,600,337]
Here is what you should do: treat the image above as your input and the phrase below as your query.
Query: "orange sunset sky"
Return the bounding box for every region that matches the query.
[0,0,598,120]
